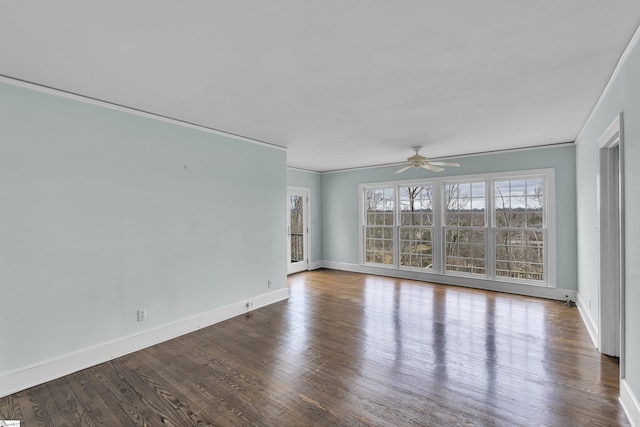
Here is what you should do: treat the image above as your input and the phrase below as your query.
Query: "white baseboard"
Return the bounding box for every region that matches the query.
[621,379,640,427]
[0,287,289,398]
[308,261,323,271]
[576,293,599,349]
[320,261,576,301]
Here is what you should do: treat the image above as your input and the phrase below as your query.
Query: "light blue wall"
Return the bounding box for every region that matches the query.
[287,168,322,265]
[576,36,640,397]
[0,82,287,373]
[321,145,577,290]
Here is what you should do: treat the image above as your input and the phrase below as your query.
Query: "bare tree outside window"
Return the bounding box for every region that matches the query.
[444,182,486,275]
[289,195,304,262]
[399,186,433,269]
[495,178,544,280]
[361,173,549,284]
[365,187,394,264]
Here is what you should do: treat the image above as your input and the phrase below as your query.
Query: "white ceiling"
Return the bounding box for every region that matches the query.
[1,2,639,172]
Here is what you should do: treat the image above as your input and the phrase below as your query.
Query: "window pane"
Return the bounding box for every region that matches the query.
[459,212,472,227]
[400,185,433,227]
[399,226,433,270]
[446,182,485,227]
[366,227,379,239]
[510,180,526,197]
[365,228,394,265]
[526,211,543,228]
[364,186,395,265]
[472,182,485,198]
[445,227,486,276]
[383,227,393,240]
[444,181,486,277]
[495,178,544,229]
[495,209,508,227]
[384,213,394,225]
[446,183,470,225]
[495,181,510,205]
[492,176,546,281]
[527,178,544,199]
[366,187,394,217]
[471,212,484,227]
[511,211,525,228]
[400,211,412,226]
[494,228,545,281]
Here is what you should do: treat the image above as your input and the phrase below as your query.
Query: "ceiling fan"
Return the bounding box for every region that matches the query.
[395,146,460,173]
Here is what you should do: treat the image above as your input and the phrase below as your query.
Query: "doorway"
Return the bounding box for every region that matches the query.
[597,113,625,363]
[287,187,309,275]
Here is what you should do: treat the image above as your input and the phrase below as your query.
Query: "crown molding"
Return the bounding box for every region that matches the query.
[575,22,640,143]
[319,142,574,174]
[0,74,286,152]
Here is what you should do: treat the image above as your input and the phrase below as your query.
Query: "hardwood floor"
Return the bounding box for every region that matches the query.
[0,269,628,426]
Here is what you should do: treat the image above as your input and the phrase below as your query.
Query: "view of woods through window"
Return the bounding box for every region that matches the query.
[363,173,548,284]
[289,195,305,263]
[400,186,434,269]
[494,178,544,280]
[364,187,394,265]
[445,182,487,275]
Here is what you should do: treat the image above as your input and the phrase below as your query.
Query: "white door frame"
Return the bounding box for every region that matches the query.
[287,187,310,275]
[596,112,625,365]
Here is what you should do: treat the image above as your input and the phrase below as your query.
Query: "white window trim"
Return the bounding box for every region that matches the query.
[359,168,556,288]
[442,177,488,278]
[287,186,311,274]
[360,184,397,268]
[397,183,436,273]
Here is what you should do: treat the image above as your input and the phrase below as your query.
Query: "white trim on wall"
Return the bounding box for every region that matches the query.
[576,293,599,349]
[0,288,289,399]
[287,186,311,274]
[596,113,625,358]
[286,166,321,174]
[321,261,575,301]
[576,24,640,144]
[0,75,286,152]
[621,379,640,427]
[308,261,323,270]
[320,143,574,174]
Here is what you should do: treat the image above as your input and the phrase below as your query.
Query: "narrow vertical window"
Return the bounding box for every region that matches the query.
[399,185,433,269]
[364,187,395,265]
[444,182,486,275]
[494,178,545,281]
[289,194,304,262]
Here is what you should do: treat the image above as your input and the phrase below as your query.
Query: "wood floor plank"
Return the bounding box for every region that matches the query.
[45,378,96,426]
[83,364,153,426]
[67,370,123,426]
[0,393,24,423]
[26,383,64,427]
[0,269,630,426]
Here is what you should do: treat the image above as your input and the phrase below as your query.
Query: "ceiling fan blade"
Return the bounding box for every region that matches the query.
[395,165,414,174]
[428,161,460,167]
[421,164,444,173]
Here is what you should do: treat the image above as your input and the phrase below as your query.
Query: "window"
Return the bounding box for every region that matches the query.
[444,182,486,275]
[364,187,395,265]
[399,185,433,269]
[494,178,545,281]
[360,169,554,287]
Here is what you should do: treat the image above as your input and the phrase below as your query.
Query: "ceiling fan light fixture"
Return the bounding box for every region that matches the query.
[395,146,460,173]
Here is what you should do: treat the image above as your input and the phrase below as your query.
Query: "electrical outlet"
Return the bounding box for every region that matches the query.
[137,309,147,322]
[268,280,273,289]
